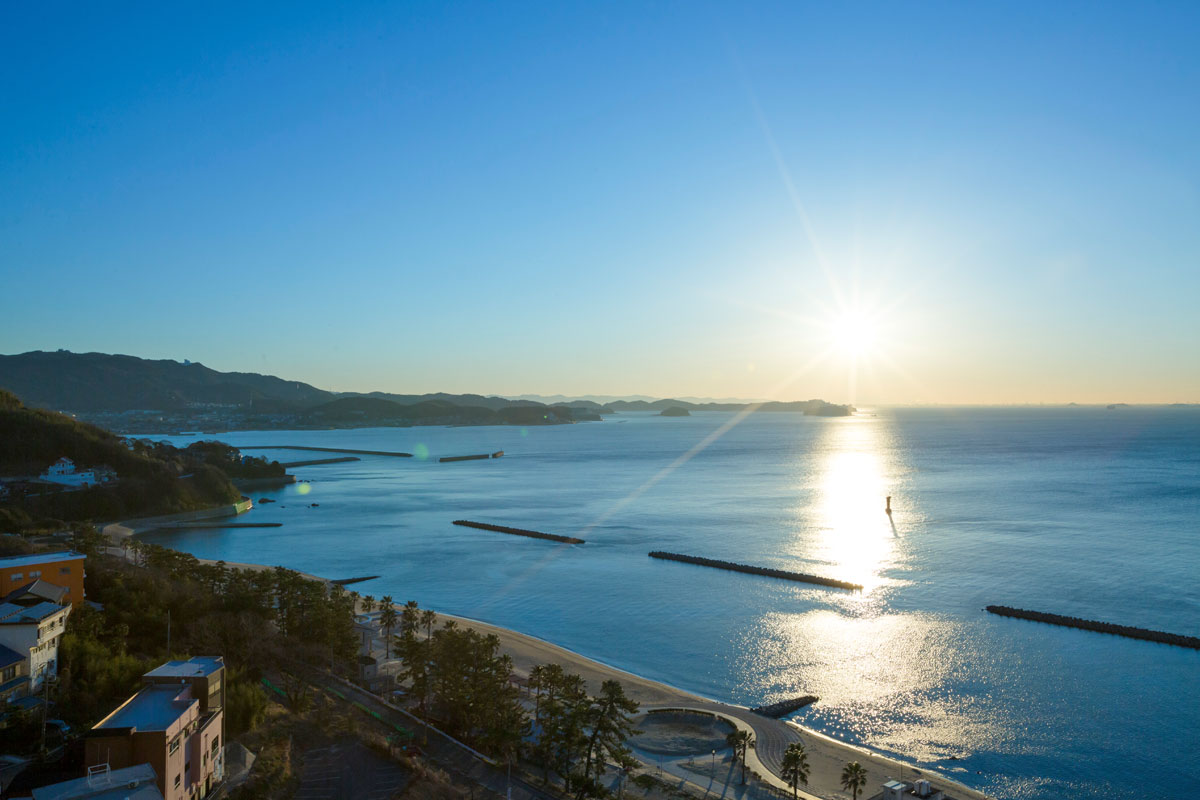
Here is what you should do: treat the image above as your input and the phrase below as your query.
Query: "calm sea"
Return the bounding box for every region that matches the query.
[142,408,1200,799]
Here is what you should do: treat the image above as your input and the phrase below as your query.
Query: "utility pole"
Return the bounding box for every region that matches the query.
[166,608,171,656]
[38,666,51,754]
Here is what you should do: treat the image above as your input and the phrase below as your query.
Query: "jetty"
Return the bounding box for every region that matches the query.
[278,456,361,468]
[647,552,862,591]
[330,575,380,586]
[750,696,819,718]
[986,606,1200,649]
[439,453,491,463]
[241,445,412,457]
[452,520,585,545]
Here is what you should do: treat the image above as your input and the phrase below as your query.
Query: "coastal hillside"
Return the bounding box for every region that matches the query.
[0,350,334,411]
[0,350,850,431]
[0,390,251,530]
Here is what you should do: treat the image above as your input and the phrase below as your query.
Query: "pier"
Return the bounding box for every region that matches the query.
[452,520,585,544]
[241,445,413,457]
[439,453,491,463]
[647,552,862,591]
[985,605,1200,649]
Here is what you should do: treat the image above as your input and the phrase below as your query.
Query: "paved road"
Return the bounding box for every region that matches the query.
[294,739,409,800]
[328,678,565,800]
[644,702,802,780]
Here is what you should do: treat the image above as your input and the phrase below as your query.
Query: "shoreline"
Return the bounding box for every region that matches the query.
[200,557,990,800]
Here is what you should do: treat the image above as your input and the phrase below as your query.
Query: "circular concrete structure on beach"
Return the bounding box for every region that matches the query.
[630,710,734,756]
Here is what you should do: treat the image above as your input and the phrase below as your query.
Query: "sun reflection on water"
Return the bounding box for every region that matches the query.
[797,415,900,593]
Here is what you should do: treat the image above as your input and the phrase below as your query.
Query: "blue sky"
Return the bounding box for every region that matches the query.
[2,2,1198,403]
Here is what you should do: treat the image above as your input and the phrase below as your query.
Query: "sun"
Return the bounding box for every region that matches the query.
[829,310,879,359]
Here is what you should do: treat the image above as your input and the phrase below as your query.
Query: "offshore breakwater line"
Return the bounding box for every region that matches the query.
[648,552,862,591]
[985,605,1200,649]
[452,520,585,544]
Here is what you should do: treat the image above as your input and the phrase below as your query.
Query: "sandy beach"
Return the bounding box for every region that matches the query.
[201,558,990,800]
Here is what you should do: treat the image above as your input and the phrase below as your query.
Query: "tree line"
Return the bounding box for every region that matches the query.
[41,531,359,746]
[375,600,641,800]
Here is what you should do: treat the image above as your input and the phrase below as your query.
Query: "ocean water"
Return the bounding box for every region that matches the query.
[142,408,1200,799]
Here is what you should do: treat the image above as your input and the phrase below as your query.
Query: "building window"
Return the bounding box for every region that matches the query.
[60,566,71,574]
[211,736,219,754]
[174,774,181,789]
[169,736,181,755]
[30,570,40,578]
[9,573,20,581]
[1,666,14,682]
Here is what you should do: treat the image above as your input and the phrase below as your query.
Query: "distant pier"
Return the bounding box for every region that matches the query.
[985,605,1200,650]
[452,520,585,545]
[439,453,491,463]
[241,445,413,457]
[648,551,862,591]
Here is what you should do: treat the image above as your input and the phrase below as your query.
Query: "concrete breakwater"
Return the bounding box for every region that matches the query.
[101,498,255,538]
[241,445,413,457]
[750,696,819,718]
[232,475,296,490]
[167,521,283,529]
[279,456,361,467]
[647,552,863,591]
[452,520,585,544]
[985,605,1200,649]
[439,453,491,463]
[330,575,380,586]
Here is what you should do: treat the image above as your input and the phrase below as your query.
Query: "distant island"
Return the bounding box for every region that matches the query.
[0,351,853,433]
[660,406,691,417]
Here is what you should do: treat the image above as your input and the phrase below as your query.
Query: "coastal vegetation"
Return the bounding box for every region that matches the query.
[659,406,690,417]
[841,761,867,800]
[725,729,755,784]
[0,390,262,530]
[49,531,359,739]
[780,742,810,800]
[388,603,642,799]
[647,552,862,591]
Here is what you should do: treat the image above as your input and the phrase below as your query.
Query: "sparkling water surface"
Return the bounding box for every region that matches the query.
[142,408,1200,799]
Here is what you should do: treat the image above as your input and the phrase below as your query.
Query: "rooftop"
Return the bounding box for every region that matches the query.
[94,684,195,732]
[0,601,68,625]
[0,642,24,668]
[32,763,164,800]
[3,579,70,605]
[0,551,85,570]
[143,656,224,680]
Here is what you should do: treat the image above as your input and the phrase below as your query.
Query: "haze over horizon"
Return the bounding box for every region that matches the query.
[3,3,1198,405]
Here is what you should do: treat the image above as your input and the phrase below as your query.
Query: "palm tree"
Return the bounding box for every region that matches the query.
[379,596,397,659]
[841,761,867,800]
[363,595,376,614]
[780,742,809,800]
[725,729,755,784]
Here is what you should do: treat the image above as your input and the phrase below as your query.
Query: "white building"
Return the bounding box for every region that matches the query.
[0,600,71,692]
[40,458,97,488]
